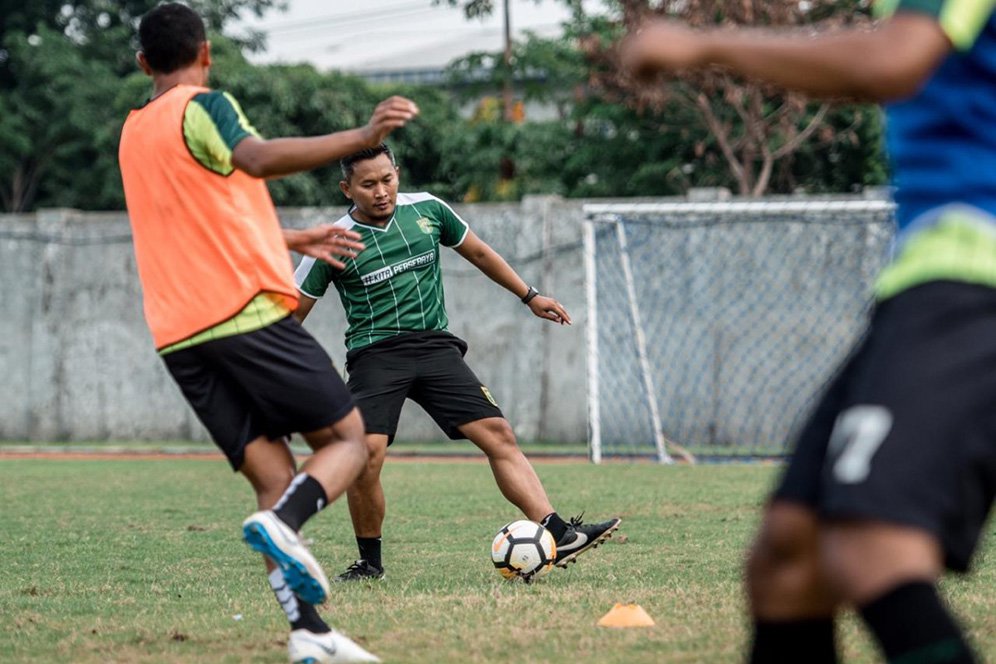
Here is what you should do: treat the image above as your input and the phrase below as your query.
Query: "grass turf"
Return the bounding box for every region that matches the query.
[1,457,993,663]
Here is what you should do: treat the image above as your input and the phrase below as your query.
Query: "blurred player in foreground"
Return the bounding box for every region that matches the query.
[623,3,996,662]
[294,143,621,582]
[118,4,417,662]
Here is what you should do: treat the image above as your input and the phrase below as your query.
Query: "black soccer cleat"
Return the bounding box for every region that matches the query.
[554,514,622,568]
[334,559,385,582]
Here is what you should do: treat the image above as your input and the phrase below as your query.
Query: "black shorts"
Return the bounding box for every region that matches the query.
[344,331,504,443]
[776,281,996,572]
[163,316,355,470]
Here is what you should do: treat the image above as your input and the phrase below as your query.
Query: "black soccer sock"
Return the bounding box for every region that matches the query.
[749,617,837,664]
[859,581,976,664]
[540,512,569,541]
[357,536,383,570]
[273,473,328,532]
[268,568,330,633]
[292,600,330,633]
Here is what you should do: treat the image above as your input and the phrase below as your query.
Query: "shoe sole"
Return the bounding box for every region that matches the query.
[290,629,382,664]
[242,514,329,605]
[554,518,622,568]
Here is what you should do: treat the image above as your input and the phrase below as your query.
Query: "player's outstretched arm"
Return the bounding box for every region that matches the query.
[232,96,419,178]
[455,230,572,325]
[620,13,951,102]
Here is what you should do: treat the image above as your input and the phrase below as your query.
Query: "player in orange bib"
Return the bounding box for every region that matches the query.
[118,4,417,662]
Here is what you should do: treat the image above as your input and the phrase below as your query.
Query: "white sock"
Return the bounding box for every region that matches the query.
[268,568,300,624]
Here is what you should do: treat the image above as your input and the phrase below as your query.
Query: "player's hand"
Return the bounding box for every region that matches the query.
[284,226,365,270]
[528,295,572,326]
[620,20,709,80]
[363,96,420,146]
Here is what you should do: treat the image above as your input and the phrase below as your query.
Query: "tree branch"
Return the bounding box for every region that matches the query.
[695,91,747,193]
[772,103,830,160]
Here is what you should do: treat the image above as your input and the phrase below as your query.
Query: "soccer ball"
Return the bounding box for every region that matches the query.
[491,520,556,582]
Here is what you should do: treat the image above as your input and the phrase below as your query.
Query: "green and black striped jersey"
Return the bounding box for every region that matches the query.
[295,192,470,350]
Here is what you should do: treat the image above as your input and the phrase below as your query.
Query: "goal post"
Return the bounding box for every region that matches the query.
[583,200,895,463]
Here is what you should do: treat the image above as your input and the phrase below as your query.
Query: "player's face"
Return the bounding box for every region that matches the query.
[341,154,400,224]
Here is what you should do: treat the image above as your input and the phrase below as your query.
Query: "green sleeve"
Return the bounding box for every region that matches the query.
[296,256,337,298]
[877,0,995,50]
[182,91,261,175]
[433,197,470,247]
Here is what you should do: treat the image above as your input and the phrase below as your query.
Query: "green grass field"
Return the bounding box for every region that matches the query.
[1,457,993,663]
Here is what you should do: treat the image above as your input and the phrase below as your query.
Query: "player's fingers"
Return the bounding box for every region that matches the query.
[383,96,420,114]
[376,97,420,118]
[539,309,562,323]
[551,303,572,325]
[333,236,365,252]
[320,254,348,270]
[333,228,363,241]
[374,110,418,126]
[376,118,414,130]
[327,246,358,259]
[387,101,419,117]
[311,225,362,242]
[369,117,415,138]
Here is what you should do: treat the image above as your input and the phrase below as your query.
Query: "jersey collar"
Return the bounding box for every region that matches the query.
[347,206,396,232]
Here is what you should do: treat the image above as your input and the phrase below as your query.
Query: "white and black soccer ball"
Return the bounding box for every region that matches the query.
[491,520,556,582]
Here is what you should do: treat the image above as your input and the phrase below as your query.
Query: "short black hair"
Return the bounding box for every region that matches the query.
[138,3,206,74]
[340,143,396,181]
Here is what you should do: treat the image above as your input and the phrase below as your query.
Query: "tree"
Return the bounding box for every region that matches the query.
[587,0,878,196]
[0,27,122,211]
[0,0,283,212]
[0,0,465,212]
[212,41,463,208]
[441,0,884,197]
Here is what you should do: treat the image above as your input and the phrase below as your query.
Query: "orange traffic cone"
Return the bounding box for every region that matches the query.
[597,603,656,628]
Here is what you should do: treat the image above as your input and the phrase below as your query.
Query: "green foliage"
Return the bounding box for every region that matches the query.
[448,32,586,116]
[0,0,282,80]
[445,18,888,200]
[435,0,502,20]
[216,54,378,207]
[209,50,463,207]
[784,105,888,193]
[384,84,465,200]
[0,0,283,212]
[0,0,888,212]
[0,27,123,211]
[0,0,464,212]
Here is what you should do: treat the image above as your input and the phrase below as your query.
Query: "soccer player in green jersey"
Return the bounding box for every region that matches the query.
[295,143,621,581]
[623,2,996,662]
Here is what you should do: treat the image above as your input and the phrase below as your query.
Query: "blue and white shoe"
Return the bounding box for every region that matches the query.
[289,628,381,663]
[242,510,330,605]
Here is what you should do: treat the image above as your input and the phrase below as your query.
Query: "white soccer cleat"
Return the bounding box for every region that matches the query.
[242,510,331,605]
[289,628,382,663]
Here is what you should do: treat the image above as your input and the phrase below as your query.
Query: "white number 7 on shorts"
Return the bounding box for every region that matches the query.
[827,405,893,484]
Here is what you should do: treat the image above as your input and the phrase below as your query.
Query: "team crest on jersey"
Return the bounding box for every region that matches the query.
[415,217,433,234]
[481,386,498,407]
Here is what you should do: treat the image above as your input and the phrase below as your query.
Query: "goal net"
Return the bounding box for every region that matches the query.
[583,200,895,463]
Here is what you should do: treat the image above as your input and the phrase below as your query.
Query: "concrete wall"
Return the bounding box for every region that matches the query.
[0,195,891,448]
[0,198,589,444]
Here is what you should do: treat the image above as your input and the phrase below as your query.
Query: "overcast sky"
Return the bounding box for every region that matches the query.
[236,0,582,72]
